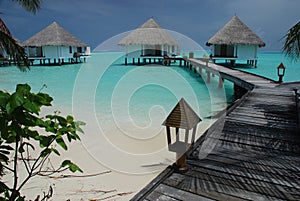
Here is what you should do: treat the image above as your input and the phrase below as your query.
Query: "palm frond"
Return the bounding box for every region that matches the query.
[12,0,42,14]
[282,21,300,62]
[0,18,29,71]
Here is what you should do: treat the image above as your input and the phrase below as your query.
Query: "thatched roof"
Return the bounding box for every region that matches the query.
[22,22,88,47]
[162,98,201,130]
[118,18,179,46]
[206,16,265,47]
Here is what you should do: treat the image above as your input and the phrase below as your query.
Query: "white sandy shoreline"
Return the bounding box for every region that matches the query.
[3,103,216,200]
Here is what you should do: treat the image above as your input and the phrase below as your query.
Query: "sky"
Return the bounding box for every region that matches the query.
[0,0,299,51]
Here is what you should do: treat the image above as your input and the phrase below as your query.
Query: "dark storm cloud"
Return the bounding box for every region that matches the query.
[1,0,299,51]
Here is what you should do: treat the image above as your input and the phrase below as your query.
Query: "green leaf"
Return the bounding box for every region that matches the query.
[51,148,60,156]
[75,121,86,134]
[0,150,10,155]
[40,148,51,157]
[56,136,67,150]
[0,145,13,151]
[36,93,53,106]
[6,93,25,114]
[26,129,39,139]
[16,84,31,94]
[0,181,9,193]
[56,116,67,126]
[66,115,73,122]
[0,91,9,108]
[23,100,40,114]
[36,118,46,127]
[61,159,71,167]
[38,135,55,148]
[61,160,83,173]
[0,153,9,163]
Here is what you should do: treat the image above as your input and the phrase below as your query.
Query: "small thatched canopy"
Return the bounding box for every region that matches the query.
[118,18,178,47]
[206,16,265,47]
[22,22,88,47]
[162,98,201,130]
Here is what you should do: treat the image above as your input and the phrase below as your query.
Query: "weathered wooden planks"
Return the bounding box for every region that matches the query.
[131,61,300,201]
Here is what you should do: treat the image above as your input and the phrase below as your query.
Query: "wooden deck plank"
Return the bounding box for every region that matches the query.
[184,166,299,200]
[164,173,284,201]
[131,60,300,201]
[149,184,215,201]
[187,159,300,191]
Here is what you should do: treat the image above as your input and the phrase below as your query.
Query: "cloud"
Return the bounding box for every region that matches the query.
[1,0,299,50]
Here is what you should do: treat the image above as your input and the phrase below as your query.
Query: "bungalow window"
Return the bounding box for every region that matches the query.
[69,46,72,54]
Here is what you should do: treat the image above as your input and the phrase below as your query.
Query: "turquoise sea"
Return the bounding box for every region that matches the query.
[0,51,299,174]
[235,52,300,82]
[0,52,299,124]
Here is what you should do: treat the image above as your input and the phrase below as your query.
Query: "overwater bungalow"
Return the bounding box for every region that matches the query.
[22,21,90,65]
[118,18,179,65]
[206,16,265,67]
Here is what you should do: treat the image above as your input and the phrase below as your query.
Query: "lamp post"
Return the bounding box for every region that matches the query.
[162,98,201,172]
[277,62,286,83]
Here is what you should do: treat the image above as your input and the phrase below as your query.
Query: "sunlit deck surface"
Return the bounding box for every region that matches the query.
[131,59,300,200]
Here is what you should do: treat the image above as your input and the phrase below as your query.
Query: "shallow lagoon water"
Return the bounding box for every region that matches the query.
[0,51,299,199]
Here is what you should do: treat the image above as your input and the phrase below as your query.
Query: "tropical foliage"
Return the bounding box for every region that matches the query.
[0,0,42,71]
[0,18,29,71]
[12,0,42,14]
[282,21,300,62]
[0,84,85,201]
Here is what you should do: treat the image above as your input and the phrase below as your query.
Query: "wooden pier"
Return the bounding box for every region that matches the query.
[28,55,88,66]
[132,59,300,200]
[124,56,185,66]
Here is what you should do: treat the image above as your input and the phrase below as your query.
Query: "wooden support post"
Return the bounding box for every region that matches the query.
[198,67,202,77]
[193,66,196,73]
[176,128,179,141]
[176,153,187,172]
[125,58,127,66]
[218,77,224,88]
[254,60,257,68]
[132,58,135,65]
[179,59,182,67]
[166,127,171,145]
[206,71,211,83]
[184,129,189,144]
[234,84,248,100]
[138,58,140,65]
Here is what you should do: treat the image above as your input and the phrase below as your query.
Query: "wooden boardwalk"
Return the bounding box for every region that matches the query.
[131,60,300,200]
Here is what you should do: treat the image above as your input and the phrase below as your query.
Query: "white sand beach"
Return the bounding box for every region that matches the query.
[4,104,215,201]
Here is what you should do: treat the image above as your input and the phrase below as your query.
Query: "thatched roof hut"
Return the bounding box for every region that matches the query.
[22,22,90,65]
[118,18,178,47]
[118,18,179,63]
[206,16,265,47]
[206,16,265,67]
[23,21,88,47]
